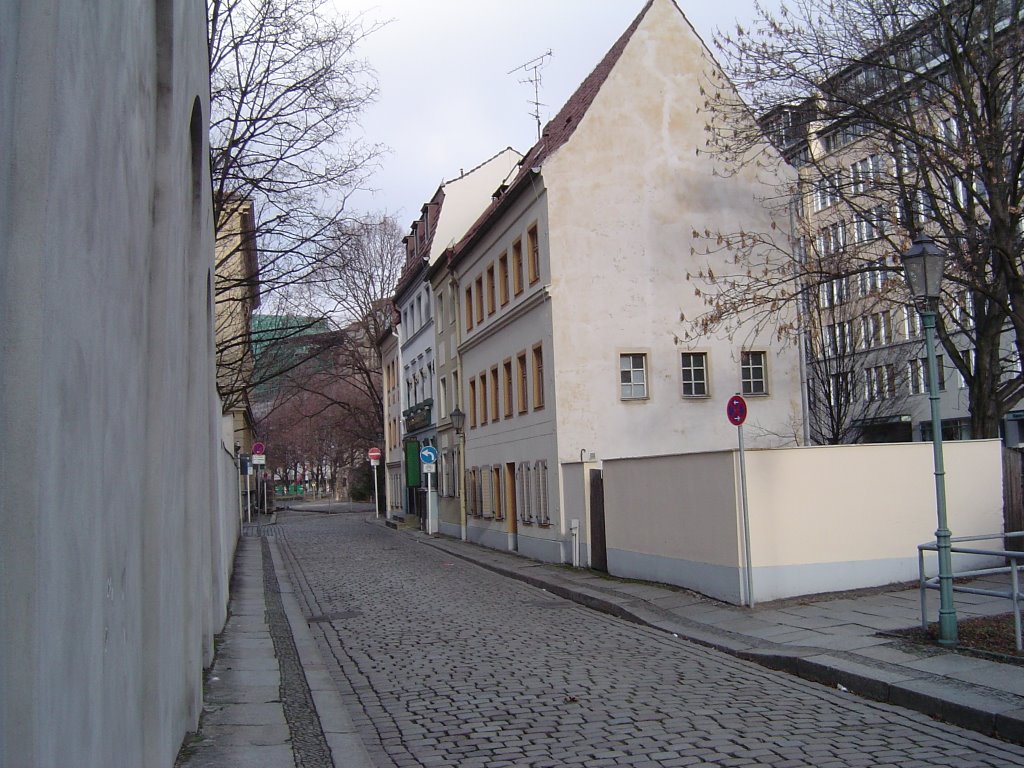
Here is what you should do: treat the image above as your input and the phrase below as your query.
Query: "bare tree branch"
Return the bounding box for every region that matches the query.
[692,0,1024,438]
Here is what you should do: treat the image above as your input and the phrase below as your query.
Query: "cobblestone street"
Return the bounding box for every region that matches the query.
[278,513,1024,768]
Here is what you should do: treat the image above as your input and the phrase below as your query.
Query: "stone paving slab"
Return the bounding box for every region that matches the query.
[180,743,295,767]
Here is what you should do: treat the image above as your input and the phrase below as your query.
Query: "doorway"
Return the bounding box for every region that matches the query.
[505,462,518,552]
[589,468,607,572]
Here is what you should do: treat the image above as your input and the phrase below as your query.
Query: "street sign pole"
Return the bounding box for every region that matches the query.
[372,464,380,519]
[737,422,754,608]
[727,394,754,608]
[419,446,439,535]
[427,469,435,535]
[368,448,382,519]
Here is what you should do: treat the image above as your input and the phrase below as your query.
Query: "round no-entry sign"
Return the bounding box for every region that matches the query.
[727,395,748,426]
[367,447,382,461]
[252,441,265,455]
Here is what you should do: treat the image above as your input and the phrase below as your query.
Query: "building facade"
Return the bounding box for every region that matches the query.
[388,149,522,527]
[447,0,804,564]
[757,1,1024,445]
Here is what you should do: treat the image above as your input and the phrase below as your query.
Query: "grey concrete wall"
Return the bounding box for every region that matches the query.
[0,2,237,766]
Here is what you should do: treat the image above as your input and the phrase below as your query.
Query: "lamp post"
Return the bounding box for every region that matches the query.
[449,407,467,541]
[900,235,958,647]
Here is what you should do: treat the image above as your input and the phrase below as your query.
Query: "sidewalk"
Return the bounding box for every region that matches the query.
[406,524,1024,746]
[176,522,373,768]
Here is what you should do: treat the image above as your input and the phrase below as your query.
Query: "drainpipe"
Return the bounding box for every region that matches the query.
[447,265,468,541]
[570,518,580,567]
[789,191,812,446]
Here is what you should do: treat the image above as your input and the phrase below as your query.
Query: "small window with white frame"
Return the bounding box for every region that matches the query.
[619,353,648,400]
[904,305,922,338]
[680,352,708,397]
[741,351,768,395]
[959,349,973,388]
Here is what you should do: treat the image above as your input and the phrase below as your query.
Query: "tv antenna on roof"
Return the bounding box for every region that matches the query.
[508,50,553,141]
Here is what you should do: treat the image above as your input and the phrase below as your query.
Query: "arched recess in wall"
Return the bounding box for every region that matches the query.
[189,96,214,342]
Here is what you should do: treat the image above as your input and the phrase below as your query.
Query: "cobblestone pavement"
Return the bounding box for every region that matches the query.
[278,513,1024,768]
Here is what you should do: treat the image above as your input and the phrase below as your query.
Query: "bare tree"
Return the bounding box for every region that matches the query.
[691,0,1024,438]
[802,268,916,442]
[208,0,384,408]
[253,214,405,468]
[316,213,407,421]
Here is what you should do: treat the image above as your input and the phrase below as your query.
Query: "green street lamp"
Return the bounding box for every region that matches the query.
[900,235,958,647]
[449,406,466,435]
[449,406,467,542]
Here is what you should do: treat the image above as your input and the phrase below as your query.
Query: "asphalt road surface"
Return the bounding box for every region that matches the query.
[277,512,1024,768]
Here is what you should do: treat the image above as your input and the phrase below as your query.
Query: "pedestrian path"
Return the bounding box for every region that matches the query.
[410,525,1024,745]
[176,525,374,768]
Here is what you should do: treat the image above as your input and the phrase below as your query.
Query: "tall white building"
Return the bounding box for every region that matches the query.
[387,149,522,526]
[447,0,804,563]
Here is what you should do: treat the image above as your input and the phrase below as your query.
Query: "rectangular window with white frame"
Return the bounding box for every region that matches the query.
[822,320,854,357]
[816,222,846,258]
[741,351,767,395]
[904,305,922,339]
[852,208,888,245]
[953,290,975,329]
[517,462,533,523]
[828,371,852,407]
[864,364,896,401]
[861,311,892,349]
[909,356,945,395]
[534,460,549,524]
[813,171,842,211]
[819,275,849,308]
[858,257,886,294]
[680,352,708,397]
[620,353,648,400]
[959,349,973,388]
[850,154,884,194]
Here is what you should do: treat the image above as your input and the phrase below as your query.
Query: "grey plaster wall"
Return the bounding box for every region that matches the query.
[0,2,237,766]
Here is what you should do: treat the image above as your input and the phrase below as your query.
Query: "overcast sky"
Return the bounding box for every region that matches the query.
[338,0,765,225]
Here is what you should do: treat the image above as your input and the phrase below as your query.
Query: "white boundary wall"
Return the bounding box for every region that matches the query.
[601,440,1004,604]
[0,2,238,766]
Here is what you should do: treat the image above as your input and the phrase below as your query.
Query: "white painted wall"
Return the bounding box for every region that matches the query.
[544,0,803,466]
[428,148,522,260]
[602,440,1004,603]
[0,2,235,765]
[745,440,1005,600]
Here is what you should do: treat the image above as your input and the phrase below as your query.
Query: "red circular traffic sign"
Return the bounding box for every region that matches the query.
[252,442,265,455]
[727,395,748,426]
[367,447,382,461]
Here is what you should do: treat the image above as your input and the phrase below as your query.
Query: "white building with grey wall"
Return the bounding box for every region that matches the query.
[0,2,237,765]
[447,0,805,565]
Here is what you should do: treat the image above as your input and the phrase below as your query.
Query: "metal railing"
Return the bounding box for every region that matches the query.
[918,531,1024,651]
